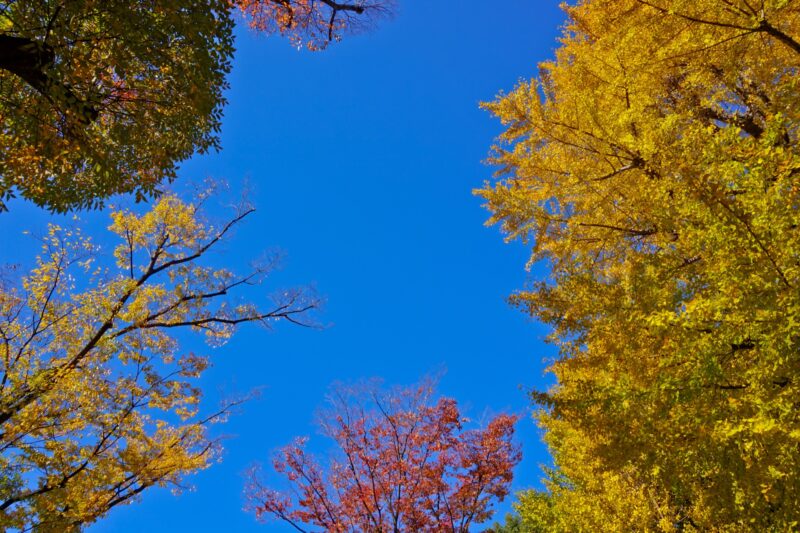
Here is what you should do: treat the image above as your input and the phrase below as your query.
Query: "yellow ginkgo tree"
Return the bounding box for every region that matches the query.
[0,192,317,531]
[480,0,800,529]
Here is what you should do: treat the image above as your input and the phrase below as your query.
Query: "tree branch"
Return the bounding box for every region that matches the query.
[0,34,98,123]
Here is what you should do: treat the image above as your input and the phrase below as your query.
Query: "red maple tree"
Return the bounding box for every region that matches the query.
[246,380,520,532]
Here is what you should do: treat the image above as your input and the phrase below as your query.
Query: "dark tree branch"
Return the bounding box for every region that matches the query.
[318,0,366,15]
[577,222,659,237]
[0,34,98,123]
[636,0,800,55]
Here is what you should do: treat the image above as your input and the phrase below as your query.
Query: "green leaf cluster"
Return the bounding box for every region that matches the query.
[0,0,234,211]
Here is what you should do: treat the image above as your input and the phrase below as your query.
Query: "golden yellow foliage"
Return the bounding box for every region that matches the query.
[480,0,800,529]
[516,420,678,532]
[0,192,316,530]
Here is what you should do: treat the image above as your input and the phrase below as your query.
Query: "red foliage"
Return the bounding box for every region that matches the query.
[235,0,393,50]
[246,381,521,532]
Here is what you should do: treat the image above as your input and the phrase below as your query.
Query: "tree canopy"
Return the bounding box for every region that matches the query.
[479,0,800,529]
[246,380,520,532]
[238,0,393,51]
[0,1,394,529]
[0,0,235,212]
[0,0,390,212]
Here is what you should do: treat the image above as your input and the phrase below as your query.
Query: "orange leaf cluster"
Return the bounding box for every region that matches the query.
[236,0,391,50]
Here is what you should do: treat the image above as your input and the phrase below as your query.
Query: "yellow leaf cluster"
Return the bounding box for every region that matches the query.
[0,194,316,530]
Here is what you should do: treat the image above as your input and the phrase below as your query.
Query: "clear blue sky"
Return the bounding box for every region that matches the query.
[2,2,566,531]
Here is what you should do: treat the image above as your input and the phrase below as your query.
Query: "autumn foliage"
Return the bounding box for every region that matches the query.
[246,381,520,532]
[0,192,317,530]
[237,0,393,50]
[0,1,397,530]
[480,0,800,529]
[0,0,391,211]
[0,1,235,211]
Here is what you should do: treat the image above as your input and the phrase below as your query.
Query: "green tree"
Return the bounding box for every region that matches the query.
[0,1,234,212]
[486,513,526,533]
[0,0,390,212]
[0,192,317,531]
[480,0,800,529]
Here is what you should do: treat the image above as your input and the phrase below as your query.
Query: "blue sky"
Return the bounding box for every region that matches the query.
[2,2,566,530]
